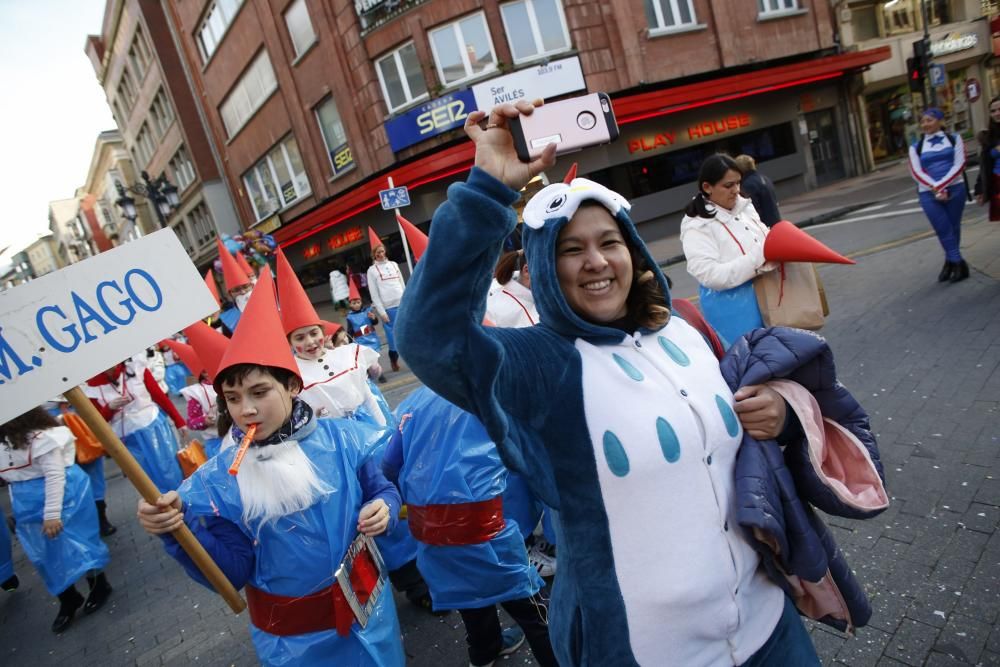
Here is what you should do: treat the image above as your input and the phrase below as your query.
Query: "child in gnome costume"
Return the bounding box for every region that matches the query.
[137,267,406,667]
[83,359,187,494]
[383,387,557,667]
[181,321,231,459]
[397,101,887,666]
[366,229,405,372]
[215,239,257,335]
[345,280,383,353]
[1,407,113,633]
[163,340,218,435]
[276,249,389,427]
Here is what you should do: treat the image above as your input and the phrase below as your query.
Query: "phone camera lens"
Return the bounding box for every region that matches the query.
[577,111,597,130]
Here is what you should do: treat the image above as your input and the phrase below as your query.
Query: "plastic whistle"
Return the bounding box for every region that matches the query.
[228,424,258,476]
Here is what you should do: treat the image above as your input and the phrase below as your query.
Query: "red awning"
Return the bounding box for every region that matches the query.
[277,46,890,248]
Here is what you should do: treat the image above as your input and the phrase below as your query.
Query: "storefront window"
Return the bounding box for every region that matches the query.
[864,86,915,162]
[588,122,797,200]
[941,67,972,138]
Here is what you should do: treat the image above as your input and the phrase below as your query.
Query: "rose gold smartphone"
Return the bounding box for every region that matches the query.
[509,92,619,162]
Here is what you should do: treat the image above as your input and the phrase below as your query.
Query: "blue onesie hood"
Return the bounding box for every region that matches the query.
[521,177,672,344]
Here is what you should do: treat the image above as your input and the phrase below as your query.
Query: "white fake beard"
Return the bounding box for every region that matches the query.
[236,440,332,526]
[235,292,251,312]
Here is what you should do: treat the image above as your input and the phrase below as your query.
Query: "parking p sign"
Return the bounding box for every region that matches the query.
[379,186,410,210]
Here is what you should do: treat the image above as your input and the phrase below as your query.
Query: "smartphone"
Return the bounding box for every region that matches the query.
[509,92,619,162]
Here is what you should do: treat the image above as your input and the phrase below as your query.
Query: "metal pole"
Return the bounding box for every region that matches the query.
[388,176,414,275]
[921,0,936,107]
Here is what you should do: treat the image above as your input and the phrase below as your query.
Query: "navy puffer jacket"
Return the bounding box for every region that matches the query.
[720,327,888,632]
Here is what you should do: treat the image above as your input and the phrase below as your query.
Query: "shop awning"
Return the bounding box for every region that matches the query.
[277,46,890,248]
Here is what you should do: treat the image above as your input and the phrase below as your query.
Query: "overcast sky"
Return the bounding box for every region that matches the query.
[0,0,113,263]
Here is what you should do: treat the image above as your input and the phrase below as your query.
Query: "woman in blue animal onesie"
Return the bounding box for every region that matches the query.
[909,107,970,282]
[396,100,824,666]
[0,407,113,633]
[136,267,405,667]
[383,386,557,667]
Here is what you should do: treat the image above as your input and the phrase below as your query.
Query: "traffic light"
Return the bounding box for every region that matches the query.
[907,57,924,93]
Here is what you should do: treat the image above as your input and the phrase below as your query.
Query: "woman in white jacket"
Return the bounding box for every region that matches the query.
[680,154,776,347]
[486,250,538,328]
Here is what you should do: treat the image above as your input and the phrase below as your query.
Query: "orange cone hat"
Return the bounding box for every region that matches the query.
[275,247,321,336]
[348,276,361,301]
[368,227,384,252]
[183,321,229,382]
[320,320,342,337]
[563,163,578,184]
[217,239,251,292]
[204,270,221,307]
[235,251,256,279]
[213,267,300,390]
[162,340,205,380]
[397,212,428,262]
[764,221,855,265]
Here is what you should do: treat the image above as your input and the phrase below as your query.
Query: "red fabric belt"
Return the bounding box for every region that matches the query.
[358,324,374,336]
[245,547,381,637]
[407,497,506,546]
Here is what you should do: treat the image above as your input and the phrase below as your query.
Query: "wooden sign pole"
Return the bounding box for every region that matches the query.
[64,387,246,614]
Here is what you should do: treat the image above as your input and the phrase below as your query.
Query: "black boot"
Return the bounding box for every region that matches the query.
[950,259,970,283]
[95,500,117,537]
[938,261,954,282]
[52,586,84,633]
[83,572,113,614]
[1,574,19,592]
[389,350,400,372]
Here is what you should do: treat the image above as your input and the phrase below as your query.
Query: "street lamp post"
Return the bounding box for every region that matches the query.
[115,171,181,231]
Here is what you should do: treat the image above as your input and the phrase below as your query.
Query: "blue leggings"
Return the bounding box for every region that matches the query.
[918,186,965,262]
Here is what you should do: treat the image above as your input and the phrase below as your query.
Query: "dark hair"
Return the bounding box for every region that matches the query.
[1,407,60,450]
[684,154,740,219]
[215,395,233,437]
[988,95,1000,146]
[494,250,525,285]
[214,364,302,394]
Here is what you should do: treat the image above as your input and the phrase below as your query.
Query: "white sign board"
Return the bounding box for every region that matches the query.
[472,56,586,111]
[0,228,218,422]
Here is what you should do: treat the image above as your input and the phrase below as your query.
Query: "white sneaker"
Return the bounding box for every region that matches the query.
[527,542,557,577]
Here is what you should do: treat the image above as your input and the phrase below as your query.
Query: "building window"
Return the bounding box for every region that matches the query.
[197,0,245,62]
[242,135,311,221]
[429,13,497,87]
[645,0,698,31]
[500,0,571,63]
[188,202,215,248]
[376,42,428,112]
[134,122,155,167]
[757,0,799,16]
[112,99,127,127]
[315,97,355,178]
[173,220,195,255]
[284,0,316,60]
[117,68,137,110]
[220,49,278,138]
[128,27,151,81]
[150,88,175,138]
[169,145,196,191]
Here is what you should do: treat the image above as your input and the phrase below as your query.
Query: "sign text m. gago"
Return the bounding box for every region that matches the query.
[0,228,218,422]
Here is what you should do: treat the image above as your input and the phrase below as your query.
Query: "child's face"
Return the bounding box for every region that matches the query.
[220,369,299,440]
[333,330,350,347]
[289,325,326,361]
[349,298,363,311]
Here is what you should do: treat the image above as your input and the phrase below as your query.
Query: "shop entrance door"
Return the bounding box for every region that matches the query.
[805,109,845,186]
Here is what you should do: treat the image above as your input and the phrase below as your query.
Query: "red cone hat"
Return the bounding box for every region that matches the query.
[235,251,256,279]
[217,239,251,292]
[348,276,361,301]
[182,321,229,382]
[563,163,578,184]
[397,212,428,262]
[162,340,205,380]
[368,227,384,252]
[213,267,300,389]
[275,247,321,336]
[204,270,221,307]
[320,320,342,337]
[764,221,855,265]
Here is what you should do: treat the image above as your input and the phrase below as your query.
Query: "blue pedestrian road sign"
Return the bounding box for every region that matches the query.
[929,64,946,87]
[379,186,410,210]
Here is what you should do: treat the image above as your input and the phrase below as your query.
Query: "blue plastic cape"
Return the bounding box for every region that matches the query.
[164,362,190,396]
[0,506,13,583]
[218,307,241,333]
[698,281,763,349]
[367,380,397,430]
[202,436,223,460]
[394,388,541,610]
[9,465,109,595]
[78,458,106,502]
[123,410,183,493]
[179,418,404,667]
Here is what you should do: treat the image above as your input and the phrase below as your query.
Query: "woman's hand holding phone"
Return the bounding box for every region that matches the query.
[464,100,557,192]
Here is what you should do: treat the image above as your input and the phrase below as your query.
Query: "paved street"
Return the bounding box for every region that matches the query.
[2,164,999,666]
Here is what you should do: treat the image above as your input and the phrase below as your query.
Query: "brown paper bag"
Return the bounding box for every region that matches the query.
[814,265,830,317]
[754,262,825,330]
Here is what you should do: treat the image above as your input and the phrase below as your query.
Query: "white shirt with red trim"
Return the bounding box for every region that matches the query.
[486,278,538,328]
[366,260,405,317]
[297,344,386,426]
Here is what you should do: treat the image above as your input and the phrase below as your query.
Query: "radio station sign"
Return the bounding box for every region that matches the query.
[0,229,218,422]
[472,56,585,111]
[385,89,476,153]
